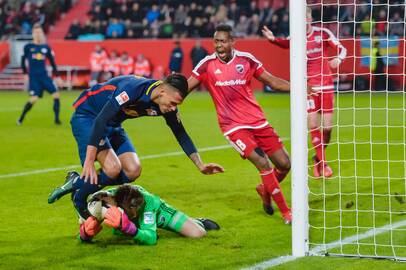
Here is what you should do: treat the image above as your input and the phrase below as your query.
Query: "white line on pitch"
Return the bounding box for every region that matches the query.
[0,137,291,180]
[241,219,406,270]
[0,144,233,179]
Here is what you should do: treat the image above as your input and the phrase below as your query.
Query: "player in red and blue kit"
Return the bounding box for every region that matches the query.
[48,73,224,238]
[188,24,292,224]
[262,7,347,178]
[17,23,61,125]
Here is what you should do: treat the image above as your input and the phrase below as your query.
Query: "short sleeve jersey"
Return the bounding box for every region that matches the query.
[192,50,268,135]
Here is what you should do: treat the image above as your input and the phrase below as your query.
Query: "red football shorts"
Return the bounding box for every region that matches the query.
[225,125,284,158]
[307,91,334,114]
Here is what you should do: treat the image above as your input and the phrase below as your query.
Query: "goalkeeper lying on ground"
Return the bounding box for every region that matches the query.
[79,184,220,245]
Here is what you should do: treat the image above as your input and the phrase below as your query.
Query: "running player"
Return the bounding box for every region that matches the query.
[187,24,292,224]
[79,184,220,244]
[17,23,61,125]
[48,74,224,232]
[262,7,347,178]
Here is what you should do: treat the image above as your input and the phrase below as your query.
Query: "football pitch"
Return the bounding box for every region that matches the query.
[0,90,405,270]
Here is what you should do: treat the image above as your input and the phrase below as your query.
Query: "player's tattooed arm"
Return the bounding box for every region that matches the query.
[257,70,290,92]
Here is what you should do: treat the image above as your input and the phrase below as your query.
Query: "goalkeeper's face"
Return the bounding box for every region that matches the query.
[115,185,145,220]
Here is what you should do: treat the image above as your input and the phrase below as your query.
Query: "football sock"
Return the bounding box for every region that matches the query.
[53,98,60,122]
[260,169,290,214]
[310,129,324,162]
[19,102,33,122]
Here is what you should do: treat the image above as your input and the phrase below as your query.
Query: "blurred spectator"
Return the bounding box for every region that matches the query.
[120,51,134,75]
[65,19,82,39]
[134,54,151,78]
[389,12,404,36]
[169,41,184,73]
[259,1,273,25]
[190,40,208,68]
[234,15,250,37]
[106,18,125,38]
[146,4,160,24]
[104,50,121,78]
[2,0,398,42]
[89,44,107,86]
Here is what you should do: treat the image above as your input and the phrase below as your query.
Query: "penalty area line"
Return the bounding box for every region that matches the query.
[0,144,233,179]
[241,219,406,270]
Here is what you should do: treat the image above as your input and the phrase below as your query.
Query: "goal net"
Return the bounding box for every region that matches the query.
[292,0,406,260]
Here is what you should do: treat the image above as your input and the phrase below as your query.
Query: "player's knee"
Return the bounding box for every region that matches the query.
[256,157,272,171]
[30,96,39,103]
[323,127,333,132]
[123,165,142,182]
[103,163,122,179]
[278,158,291,172]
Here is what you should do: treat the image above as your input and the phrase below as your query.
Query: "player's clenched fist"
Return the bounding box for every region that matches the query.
[104,206,138,236]
[79,216,102,241]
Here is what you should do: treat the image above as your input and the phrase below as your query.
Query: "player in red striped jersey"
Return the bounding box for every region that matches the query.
[262,7,347,178]
[188,24,292,224]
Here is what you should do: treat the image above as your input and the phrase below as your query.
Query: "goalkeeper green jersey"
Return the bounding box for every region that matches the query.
[101,185,189,245]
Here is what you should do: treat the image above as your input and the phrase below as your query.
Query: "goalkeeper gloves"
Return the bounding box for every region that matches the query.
[104,206,137,236]
[79,216,102,242]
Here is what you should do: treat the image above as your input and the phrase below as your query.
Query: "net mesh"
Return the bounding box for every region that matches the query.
[305,0,406,260]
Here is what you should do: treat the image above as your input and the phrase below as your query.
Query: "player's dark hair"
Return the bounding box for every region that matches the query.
[114,184,145,212]
[215,24,233,37]
[164,73,188,98]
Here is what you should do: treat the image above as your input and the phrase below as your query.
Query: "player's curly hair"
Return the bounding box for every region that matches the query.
[114,184,145,213]
[164,73,188,98]
[215,24,234,37]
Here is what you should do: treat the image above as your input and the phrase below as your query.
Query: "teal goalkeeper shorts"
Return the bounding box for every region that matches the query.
[157,202,189,233]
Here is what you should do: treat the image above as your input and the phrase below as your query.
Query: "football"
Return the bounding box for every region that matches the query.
[88,200,111,221]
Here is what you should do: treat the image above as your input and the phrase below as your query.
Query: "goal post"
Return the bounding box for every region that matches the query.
[290,0,309,257]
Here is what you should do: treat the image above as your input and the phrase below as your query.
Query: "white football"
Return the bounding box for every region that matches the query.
[88,200,110,221]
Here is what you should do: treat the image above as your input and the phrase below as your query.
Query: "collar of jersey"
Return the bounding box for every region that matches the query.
[145,80,163,97]
[216,50,236,65]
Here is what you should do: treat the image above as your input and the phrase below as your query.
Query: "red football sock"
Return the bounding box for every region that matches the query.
[260,169,290,214]
[310,129,324,162]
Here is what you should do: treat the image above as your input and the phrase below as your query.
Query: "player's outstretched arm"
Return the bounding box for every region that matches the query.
[262,26,290,48]
[257,70,290,92]
[164,111,224,175]
[187,76,200,93]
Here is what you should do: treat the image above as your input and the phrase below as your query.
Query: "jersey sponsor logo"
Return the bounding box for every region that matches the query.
[215,79,247,87]
[307,47,322,54]
[144,212,154,224]
[214,68,222,74]
[115,91,129,105]
[33,53,45,60]
[235,64,244,74]
[41,48,48,54]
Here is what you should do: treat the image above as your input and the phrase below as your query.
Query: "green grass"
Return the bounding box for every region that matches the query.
[0,90,405,269]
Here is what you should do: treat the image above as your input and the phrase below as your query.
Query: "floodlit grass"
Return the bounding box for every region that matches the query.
[0,90,404,269]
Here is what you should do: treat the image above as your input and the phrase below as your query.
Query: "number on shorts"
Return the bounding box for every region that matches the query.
[235,139,246,151]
